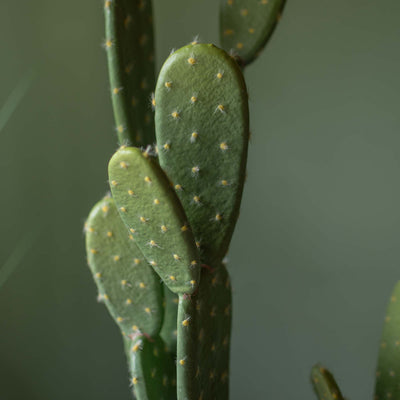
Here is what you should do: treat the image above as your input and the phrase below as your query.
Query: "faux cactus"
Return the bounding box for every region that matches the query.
[85,0,286,399]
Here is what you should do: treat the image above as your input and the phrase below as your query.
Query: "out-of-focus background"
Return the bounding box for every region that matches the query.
[1,1,400,399]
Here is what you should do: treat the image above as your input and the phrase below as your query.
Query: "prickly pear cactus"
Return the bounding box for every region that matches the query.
[85,1,288,399]
[87,3,400,400]
[220,0,287,66]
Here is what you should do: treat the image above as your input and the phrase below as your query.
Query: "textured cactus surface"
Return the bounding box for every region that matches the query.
[155,43,249,266]
[104,0,155,146]
[375,281,400,400]
[311,364,344,400]
[108,146,200,294]
[220,0,286,66]
[174,264,231,399]
[196,264,232,400]
[85,195,163,336]
[127,336,176,400]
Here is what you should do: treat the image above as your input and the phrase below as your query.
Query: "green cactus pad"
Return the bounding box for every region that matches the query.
[104,0,155,146]
[85,195,163,337]
[176,264,232,400]
[375,282,400,400]
[220,0,286,66]
[160,286,179,353]
[310,364,344,400]
[154,43,249,265]
[127,335,176,400]
[108,146,200,294]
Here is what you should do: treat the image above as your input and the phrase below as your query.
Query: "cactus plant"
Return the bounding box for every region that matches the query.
[84,1,400,400]
[85,0,286,398]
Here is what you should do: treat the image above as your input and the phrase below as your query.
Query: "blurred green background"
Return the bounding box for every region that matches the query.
[1,0,400,399]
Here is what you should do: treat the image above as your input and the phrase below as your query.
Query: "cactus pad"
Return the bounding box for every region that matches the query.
[127,335,176,400]
[108,146,200,294]
[220,0,286,66]
[375,281,400,400]
[154,43,249,265]
[310,364,344,400]
[85,195,163,337]
[176,263,232,400]
[104,0,155,146]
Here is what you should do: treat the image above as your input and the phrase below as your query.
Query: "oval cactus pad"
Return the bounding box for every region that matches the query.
[85,195,163,337]
[108,146,200,294]
[155,43,249,265]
